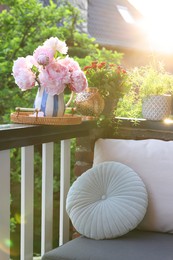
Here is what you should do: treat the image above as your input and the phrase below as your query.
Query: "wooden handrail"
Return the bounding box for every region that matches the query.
[0,121,97,151]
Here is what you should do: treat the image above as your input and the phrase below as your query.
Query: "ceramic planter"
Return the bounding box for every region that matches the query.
[142,94,172,121]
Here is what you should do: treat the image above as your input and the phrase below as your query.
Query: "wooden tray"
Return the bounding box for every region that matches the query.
[11,112,82,126]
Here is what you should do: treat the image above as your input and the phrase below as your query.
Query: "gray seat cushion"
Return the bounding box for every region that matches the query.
[41,230,173,260]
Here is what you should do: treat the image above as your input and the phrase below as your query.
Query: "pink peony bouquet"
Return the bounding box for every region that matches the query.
[12,37,88,95]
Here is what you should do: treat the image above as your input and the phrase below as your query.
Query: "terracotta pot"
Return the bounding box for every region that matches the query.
[102,98,118,116]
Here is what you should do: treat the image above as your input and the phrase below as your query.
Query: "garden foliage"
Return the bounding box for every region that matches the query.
[0,0,123,123]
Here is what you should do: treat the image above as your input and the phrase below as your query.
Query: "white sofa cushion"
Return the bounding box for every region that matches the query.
[93,138,173,233]
[66,161,148,240]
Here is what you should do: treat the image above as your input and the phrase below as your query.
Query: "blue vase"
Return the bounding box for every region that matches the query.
[34,86,65,117]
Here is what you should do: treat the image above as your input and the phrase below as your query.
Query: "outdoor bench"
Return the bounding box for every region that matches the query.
[42,120,173,260]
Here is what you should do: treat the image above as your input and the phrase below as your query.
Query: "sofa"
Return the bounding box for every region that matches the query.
[42,137,173,260]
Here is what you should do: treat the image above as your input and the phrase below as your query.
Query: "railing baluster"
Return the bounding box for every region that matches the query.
[21,146,34,260]
[59,139,71,246]
[0,150,10,260]
[41,143,54,256]
[0,121,94,258]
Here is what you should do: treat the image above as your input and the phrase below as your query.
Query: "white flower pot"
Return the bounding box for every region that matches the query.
[142,95,172,121]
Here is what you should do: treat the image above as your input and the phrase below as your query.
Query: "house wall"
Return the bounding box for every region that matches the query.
[0,4,8,12]
[68,0,88,33]
[69,1,173,72]
[2,1,172,71]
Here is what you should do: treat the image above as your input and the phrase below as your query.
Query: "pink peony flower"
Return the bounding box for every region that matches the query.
[13,69,36,91]
[33,46,55,66]
[38,60,71,95]
[59,56,80,71]
[59,56,88,92]
[12,37,88,96]
[26,55,38,67]
[70,70,88,93]
[12,56,36,90]
[13,56,31,76]
[43,37,68,54]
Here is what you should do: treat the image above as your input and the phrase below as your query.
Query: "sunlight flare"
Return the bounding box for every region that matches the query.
[129,0,173,53]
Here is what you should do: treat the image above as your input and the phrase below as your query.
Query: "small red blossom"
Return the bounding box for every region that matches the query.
[97,62,106,69]
[83,60,129,100]
[83,65,92,71]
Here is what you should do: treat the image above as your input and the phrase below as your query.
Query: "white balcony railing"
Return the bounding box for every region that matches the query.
[1,118,172,260]
[0,122,95,260]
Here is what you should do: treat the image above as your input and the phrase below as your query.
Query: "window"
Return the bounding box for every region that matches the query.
[117,5,135,24]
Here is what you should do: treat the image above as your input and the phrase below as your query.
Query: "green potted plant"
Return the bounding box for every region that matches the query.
[75,61,129,117]
[128,63,173,120]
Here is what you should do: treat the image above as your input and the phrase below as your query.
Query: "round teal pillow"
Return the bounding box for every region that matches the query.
[66,161,148,240]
